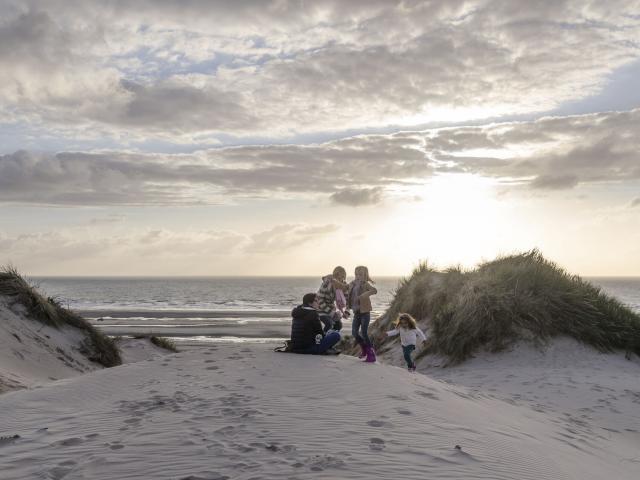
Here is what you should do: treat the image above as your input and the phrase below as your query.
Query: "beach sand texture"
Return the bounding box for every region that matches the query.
[1,339,639,480]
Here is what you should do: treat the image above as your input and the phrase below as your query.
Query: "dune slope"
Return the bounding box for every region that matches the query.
[0,298,102,393]
[1,344,638,480]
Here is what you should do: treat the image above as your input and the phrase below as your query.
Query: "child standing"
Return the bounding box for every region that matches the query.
[348,265,377,362]
[384,313,427,372]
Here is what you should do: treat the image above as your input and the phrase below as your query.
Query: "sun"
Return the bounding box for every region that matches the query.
[380,173,506,270]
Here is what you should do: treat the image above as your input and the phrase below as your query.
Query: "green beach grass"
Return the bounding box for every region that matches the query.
[372,250,640,364]
[0,266,121,367]
[129,334,179,353]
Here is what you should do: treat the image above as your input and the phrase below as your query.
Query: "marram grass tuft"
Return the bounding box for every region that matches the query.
[0,266,121,367]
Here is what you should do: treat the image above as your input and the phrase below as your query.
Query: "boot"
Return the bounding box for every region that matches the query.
[364,345,377,363]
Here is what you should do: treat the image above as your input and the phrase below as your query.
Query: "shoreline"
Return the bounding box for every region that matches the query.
[80,309,292,319]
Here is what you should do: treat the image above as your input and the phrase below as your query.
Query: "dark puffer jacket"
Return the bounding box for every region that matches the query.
[290,305,323,352]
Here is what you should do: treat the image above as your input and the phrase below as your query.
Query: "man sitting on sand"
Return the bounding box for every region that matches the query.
[290,293,341,354]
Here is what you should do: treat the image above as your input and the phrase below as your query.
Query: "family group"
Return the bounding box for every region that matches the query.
[288,266,427,371]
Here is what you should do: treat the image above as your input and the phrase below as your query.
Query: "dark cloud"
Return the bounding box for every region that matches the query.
[330,187,383,206]
[104,80,259,132]
[0,10,69,64]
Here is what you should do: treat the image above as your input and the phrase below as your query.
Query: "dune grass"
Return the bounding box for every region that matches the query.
[150,336,179,352]
[372,250,640,364]
[0,266,122,367]
[132,334,179,352]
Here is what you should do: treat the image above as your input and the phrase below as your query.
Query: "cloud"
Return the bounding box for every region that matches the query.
[0,223,341,272]
[632,198,640,208]
[530,174,580,190]
[88,214,126,225]
[99,79,259,132]
[2,108,639,205]
[330,187,384,206]
[0,133,431,205]
[1,1,639,140]
[243,224,340,254]
[428,108,640,189]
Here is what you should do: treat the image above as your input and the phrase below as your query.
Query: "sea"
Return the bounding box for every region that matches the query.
[30,276,640,345]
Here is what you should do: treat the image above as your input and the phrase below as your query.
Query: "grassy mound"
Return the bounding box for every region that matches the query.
[0,266,121,367]
[373,250,640,364]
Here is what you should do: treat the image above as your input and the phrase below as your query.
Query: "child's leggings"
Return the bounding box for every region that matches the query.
[402,344,416,368]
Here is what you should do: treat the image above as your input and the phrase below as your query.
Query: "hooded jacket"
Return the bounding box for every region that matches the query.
[290,304,323,352]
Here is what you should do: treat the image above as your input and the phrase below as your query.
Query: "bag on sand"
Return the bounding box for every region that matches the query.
[274,340,293,353]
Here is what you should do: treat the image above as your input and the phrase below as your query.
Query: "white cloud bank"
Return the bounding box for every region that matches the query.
[1,108,638,206]
[0,0,639,141]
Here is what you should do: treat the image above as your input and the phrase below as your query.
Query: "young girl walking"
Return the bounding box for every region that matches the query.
[348,265,377,362]
[383,313,427,372]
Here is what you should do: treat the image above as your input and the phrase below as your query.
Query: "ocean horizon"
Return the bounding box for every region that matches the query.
[27,275,640,344]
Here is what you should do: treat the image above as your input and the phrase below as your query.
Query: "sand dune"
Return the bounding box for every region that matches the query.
[1,342,639,480]
[0,297,173,393]
[0,298,101,393]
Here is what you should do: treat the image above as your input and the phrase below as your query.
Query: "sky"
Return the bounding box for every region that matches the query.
[1,0,640,276]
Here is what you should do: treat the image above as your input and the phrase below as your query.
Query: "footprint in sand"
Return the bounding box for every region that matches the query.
[109,443,125,450]
[180,475,229,480]
[205,359,216,363]
[415,390,440,400]
[303,455,346,472]
[48,465,75,480]
[396,409,412,415]
[387,394,409,401]
[206,366,220,370]
[369,438,386,451]
[215,425,242,436]
[59,437,83,446]
[366,420,389,427]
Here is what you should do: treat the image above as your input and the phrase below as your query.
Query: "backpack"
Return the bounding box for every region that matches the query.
[274,340,294,353]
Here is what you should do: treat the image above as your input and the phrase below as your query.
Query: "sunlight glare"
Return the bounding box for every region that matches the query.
[383,173,505,270]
